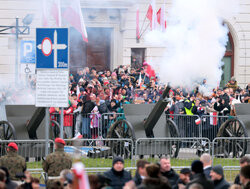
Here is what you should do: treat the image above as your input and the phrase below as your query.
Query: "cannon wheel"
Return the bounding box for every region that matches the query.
[216,118,248,158]
[107,120,135,158]
[166,119,181,158]
[0,121,16,140]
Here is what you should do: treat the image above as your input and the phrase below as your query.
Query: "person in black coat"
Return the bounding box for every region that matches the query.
[160,157,179,189]
[104,157,131,189]
[81,93,96,138]
[133,160,149,186]
[200,153,212,179]
[210,165,230,189]
[186,160,214,189]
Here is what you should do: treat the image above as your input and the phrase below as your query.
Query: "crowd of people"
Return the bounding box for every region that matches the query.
[1,138,250,189]
[1,64,249,139]
[52,64,250,139]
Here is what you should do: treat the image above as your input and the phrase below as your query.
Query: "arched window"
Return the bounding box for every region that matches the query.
[220,33,234,87]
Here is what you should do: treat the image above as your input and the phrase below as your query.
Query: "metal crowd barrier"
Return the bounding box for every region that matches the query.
[0,140,54,169]
[101,113,125,138]
[135,138,211,167]
[50,112,126,139]
[166,114,233,141]
[200,115,233,141]
[166,114,201,138]
[64,138,134,168]
[212,137,250,166]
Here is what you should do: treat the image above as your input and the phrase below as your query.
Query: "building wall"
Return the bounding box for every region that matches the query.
[0,0,249,87]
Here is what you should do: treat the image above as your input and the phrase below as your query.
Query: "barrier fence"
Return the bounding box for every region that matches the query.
[51,112,234,141]
[0,137,248,182]
[64,138,134,168]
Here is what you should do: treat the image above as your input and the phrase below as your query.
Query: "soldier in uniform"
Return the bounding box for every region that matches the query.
[42,138,72,182]
[0,142,26,181]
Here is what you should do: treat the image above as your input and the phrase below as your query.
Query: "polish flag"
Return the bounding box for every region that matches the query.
[42,0,61,27]
[156,3,167,31]
[42,0,49,27]
[195,118,201,125]
[136,7,140,40]
[62,0,88,42]
[146,0,157,30]
[210,112,218,126]
[51,0,61,27]
[72,162,90,189]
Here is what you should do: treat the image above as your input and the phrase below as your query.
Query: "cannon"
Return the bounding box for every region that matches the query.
[105,86,181,158]
[0,105,61,140]
[214,103,250,157]
[0,104,60,159]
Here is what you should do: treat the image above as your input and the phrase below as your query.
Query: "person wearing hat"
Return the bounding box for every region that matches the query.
[210,165,230,189]
[178,168,192,189]
[226,76,238,92]
[104,156,131,189]
[186,160,214,189]
[0,142,26,181]
[42,138,72,182]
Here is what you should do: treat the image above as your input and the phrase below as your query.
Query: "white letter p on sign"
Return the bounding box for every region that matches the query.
[23,42,32,56]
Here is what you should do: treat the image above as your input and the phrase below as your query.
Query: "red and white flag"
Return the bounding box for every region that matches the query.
[195,118,201,125]
[51,0,61,27]
[42,0,61,27]
[72,162,90,189]
[146,0,157,30]
[62,0,88,42]
[42,0,49,27]
[136,6,140,40]
[210,112,218,126]
[156,2,167,31]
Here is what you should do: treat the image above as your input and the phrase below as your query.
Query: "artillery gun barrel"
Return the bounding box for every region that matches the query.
[144,85,171,137]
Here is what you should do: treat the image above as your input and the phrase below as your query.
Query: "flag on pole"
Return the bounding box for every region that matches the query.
[156,2,167,31]
[42,0,61,27]
[42,0,49,27]
[210,112,218,126]
[146,0,157,30]
[62,0,88,42]
[72,162,90,189]
[51,0,61,27]
[136,6,140,40]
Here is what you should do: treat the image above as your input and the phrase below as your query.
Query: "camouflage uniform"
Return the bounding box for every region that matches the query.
[0,151,26,181]
[42,148,72,176]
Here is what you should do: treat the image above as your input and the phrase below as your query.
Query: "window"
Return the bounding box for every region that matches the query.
[220,33,234,87]
[131,48,146,69]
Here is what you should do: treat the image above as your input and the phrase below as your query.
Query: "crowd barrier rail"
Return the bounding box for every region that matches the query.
[51,112,235,142]
[0,137,247,183]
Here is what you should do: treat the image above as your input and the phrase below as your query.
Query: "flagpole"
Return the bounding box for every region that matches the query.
[139,23,150,39]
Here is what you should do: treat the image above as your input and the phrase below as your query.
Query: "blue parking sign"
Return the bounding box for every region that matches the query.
[36,28,68,69]
[20,40,35,63]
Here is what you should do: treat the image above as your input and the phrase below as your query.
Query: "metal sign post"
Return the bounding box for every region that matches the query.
[60,107,64,138]
[45,107,49,156]
[35,28,69,152]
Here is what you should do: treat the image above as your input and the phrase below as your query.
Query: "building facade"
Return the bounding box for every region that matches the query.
[0,0,249,87]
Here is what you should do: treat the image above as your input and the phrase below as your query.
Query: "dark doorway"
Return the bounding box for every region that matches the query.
[70,27,111,73]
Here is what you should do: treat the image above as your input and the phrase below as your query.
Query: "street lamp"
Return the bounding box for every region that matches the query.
[0,14,34,85]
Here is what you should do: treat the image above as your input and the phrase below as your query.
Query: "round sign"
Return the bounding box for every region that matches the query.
[41,37,52,56]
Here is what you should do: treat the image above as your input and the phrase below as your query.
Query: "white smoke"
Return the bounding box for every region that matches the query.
[145,0,239,94]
